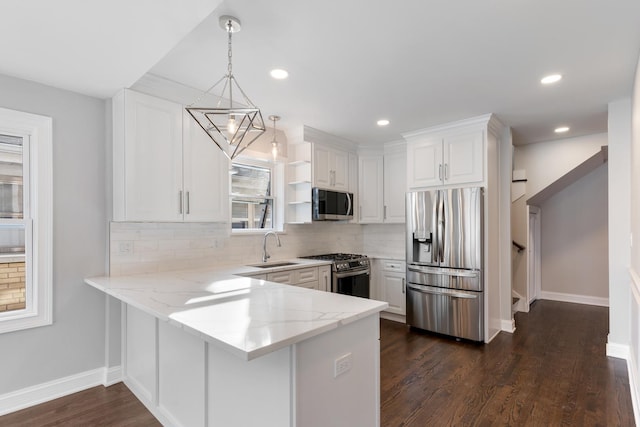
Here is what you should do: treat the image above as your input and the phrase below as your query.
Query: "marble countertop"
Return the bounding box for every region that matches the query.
[85,259,388,361]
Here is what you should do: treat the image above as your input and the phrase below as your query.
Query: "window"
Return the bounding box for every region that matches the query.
[0,107,52,334]
[230,161,274,230]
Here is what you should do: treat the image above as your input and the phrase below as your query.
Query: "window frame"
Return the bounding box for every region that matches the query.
[230,157,280,234]
[0,107,52,334]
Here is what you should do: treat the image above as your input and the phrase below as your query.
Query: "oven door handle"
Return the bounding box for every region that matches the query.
[334,269,370,279]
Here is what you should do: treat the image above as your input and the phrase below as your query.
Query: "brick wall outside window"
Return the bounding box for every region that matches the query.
[0,262,26,312]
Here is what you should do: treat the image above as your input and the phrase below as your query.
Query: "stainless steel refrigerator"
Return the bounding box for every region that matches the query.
[406,187,484,341]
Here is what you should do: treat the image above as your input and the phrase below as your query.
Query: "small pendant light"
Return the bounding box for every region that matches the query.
[269,115,280,160]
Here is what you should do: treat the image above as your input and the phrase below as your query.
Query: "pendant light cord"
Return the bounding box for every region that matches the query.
[227,19,233,107]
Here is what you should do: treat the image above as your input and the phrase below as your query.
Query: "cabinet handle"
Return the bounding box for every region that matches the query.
[359,205,362,221]
[444,163,449,181]
[384,205,387,220]
[402,278,406,294]
[186,191,190,215]
[439,164,443,181]
[179,190,183,214]
[324,275,328,292]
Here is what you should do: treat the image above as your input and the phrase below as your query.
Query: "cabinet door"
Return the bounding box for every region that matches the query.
[443,129,483,185]
[319,265,331,292]
[406,136,443,189]
[331,149,349,191]
[267,271,294,285]
[183,112,230,222]
[312,145,331,188]
[382,272,406,315]
[358,155,384,223]
[122,90,183,221]
[383,149,406,223]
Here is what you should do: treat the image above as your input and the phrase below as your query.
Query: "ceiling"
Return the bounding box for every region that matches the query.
[2,1,640,146]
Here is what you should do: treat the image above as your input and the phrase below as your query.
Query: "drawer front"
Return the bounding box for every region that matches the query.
[267,271,294,284]
[294,267,319,284]
[383,260,406,272]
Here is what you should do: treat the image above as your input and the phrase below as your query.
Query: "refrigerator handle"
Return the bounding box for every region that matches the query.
[437,191,445,263]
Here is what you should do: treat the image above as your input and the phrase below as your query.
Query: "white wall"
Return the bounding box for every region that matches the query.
[0,74,107,393]
[607,98,631,355]
[627,49,640,419]
[539,163,608,300]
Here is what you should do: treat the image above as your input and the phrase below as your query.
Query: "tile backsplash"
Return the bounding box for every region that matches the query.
[110,222,367,276]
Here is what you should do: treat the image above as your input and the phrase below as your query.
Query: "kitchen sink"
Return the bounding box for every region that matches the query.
[249,261,299,268]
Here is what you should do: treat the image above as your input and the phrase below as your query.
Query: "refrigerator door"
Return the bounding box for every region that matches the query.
[407,264,482,291]
[440,187,483,270]
[406,190,439,266]
[406,283,484,341]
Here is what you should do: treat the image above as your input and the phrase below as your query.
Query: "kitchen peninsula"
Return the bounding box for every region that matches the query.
[85,261,387,427]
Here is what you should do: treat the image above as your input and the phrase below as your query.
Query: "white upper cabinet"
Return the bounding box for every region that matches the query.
[113,89,229,222]
[405,121,485,190]
[358,144,406,224]
[383,145,406,223]
[182,111,230,222]
[313,144,349,191]
[358,153,384,223]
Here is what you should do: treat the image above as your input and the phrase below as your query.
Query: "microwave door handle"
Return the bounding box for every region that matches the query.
[346,193,352,216]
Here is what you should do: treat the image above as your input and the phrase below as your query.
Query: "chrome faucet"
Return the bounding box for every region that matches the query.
[262,231,281,263]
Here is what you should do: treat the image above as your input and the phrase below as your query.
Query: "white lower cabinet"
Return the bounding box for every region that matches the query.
[267,267,319,289]
[319,265,331,292]
[375,259,406,318]
[244,264,332,291]
[123,304,380,427]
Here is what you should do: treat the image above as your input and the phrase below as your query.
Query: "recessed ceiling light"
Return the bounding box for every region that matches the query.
[270,69,289,79]
[377,119,390,127]
[554,126,570,133]
[541,74,563,85]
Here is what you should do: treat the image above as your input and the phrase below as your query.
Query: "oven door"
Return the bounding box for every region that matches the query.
[333,269,370,298]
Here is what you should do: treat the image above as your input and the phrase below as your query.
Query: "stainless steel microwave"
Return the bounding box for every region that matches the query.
[312,188,354,221]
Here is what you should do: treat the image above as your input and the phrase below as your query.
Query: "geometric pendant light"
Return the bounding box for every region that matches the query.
[186,15,266,160]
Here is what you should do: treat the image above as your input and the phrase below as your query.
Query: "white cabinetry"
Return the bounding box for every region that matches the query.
[319,265,331,292]
[378,260,406,318]
[358,153,384,223]
[113,89,229,222]
[383,144,407,222]
[313,144,349,191]
[405,124,483,189]
[286,126,357,224]
[267,267,319,290]
[242,264,332,292]
[358,143,406,223]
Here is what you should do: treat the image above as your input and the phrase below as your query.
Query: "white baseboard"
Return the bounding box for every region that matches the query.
[606,342,630,360]
[380,311,406,323]
[104,366,123,386]
[540,291,609,307]
[0,366,122,416]
[627,351,640,427]
[501,318,516,333]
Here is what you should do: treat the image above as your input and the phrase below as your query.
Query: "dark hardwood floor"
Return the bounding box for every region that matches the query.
[0,300,634,426]
[0,382,160,427]
[381,300,634,426]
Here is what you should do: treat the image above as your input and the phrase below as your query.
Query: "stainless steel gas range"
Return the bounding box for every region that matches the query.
[301,253,370,298]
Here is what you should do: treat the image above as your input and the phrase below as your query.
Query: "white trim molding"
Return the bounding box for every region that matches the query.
[0,366,122,416]
[0,107,53,334]
[606,341,630,359]
[501,319,516,333]
[539,291,609,307]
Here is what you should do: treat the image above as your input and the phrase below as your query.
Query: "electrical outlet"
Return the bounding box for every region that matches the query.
[334,353,352,378]
[118,241,133,254]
